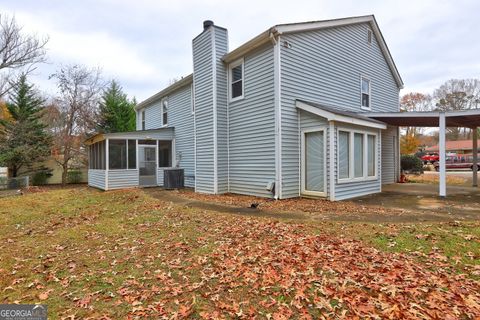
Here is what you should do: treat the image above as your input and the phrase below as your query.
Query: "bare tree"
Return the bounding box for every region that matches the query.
[400,92,432,136]
[0,14,48,97]
[48,65,104,185]
[433,79,480,139]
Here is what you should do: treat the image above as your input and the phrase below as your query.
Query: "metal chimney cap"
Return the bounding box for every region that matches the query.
[203,20,214,30]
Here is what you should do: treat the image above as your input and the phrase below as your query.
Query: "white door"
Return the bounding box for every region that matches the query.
[139,145,157,186]
[301,129,326,196]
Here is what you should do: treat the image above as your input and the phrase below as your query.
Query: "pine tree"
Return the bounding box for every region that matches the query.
[0,75,52,177]
[97,80,136,133]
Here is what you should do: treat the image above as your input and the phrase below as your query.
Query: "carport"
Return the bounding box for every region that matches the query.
[365,109,480,197]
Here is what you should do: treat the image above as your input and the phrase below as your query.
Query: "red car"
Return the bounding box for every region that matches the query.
[433,154,480,171]
[421,153,439,164]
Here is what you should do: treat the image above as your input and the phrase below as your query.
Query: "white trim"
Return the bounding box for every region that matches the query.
[228,58,244,102]
[211,27,218,194]
[300,127,327,197]
[439,112,446,197]
[296,100,386,129]
[273,35,282,199]
[472,128,478,187]
[191,83,195,115]
[360,75,371,111]
[105,138,109,190]
[329,122,335,201]
[336,127,379,184]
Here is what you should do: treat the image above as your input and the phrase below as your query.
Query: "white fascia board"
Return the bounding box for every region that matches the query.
[274,15,373,34]
[296,101,386,130]
[363,111,441,118]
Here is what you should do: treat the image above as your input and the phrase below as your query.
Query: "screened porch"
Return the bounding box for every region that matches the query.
[85,129,175,190]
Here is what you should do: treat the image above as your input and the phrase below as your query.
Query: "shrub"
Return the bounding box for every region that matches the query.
[32,170,51,186]
[401,154,423,173]
[67,170,82,184]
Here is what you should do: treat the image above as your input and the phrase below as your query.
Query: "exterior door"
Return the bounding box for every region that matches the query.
[301,129,326,196]
[139,145,157,186]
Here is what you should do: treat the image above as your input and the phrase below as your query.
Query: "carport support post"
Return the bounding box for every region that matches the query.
[439,113,446,197]
[473,127,478,187]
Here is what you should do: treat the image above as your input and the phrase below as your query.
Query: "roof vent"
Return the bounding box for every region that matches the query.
[203,20,214,30]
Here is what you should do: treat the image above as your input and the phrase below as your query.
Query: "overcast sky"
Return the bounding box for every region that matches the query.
[1,0,479,101]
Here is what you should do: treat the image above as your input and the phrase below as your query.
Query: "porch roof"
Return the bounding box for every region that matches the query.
[84,128,175,145]
[364,109,480,128]
[296,100,387,129]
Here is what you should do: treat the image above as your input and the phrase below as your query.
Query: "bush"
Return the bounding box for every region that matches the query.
[401,154,423,173]
[32,170,51,186]
[67,170,82,184]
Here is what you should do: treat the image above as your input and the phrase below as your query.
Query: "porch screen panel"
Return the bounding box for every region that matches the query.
[338,131,349,179]
[109,139,127,169]
[354,133,364,178]
[305,131,324,192]
[158,141,172,167]
[128,140,136,169]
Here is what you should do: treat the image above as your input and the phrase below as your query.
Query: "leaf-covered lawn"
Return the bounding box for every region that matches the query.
[0,188,479,319]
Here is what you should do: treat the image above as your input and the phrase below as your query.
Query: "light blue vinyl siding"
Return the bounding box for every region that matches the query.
[193,26,228,194]
[381,125,399,184]
[143,102,163,130]
[215,28,229,193]
[88,170,105,190]
[228,44,276,197]
[280,23,400,198]
[167,85,195,187]
[193,29,215,193]
[108,170,139,189]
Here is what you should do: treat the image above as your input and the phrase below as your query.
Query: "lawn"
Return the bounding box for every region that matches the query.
[0,188,479,319]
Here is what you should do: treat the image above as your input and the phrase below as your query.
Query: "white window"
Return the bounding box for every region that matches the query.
[338,131,350,179]
[229,59,244,101]
[162,100,168,126]
[354,133,364,178]
[361,77,371,109]
[141,110,146,130]
[338,129,377,182]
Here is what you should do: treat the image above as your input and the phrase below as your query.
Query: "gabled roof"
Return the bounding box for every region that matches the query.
[296,100,387,129]
[136,74,193,110]
[223,15,404,89]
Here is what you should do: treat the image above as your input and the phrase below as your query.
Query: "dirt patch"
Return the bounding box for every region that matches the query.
[145,187,480,223]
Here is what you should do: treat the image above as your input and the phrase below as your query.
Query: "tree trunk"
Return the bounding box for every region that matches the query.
[61,163,68,186]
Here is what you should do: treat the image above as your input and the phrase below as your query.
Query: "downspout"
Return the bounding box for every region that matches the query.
[271,29,282,199]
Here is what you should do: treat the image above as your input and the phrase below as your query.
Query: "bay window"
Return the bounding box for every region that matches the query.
[338,130,377,181]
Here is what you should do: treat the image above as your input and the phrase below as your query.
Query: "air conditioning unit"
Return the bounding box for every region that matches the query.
[163,168,184,189]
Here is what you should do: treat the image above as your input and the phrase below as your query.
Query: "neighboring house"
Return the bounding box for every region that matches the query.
[86,15,404,201]
[426,139,480,154]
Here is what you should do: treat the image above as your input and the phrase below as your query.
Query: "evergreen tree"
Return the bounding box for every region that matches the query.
[97,80,136,133]
[0,75,52,177]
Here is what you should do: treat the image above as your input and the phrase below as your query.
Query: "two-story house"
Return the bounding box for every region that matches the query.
[86,15,404,201]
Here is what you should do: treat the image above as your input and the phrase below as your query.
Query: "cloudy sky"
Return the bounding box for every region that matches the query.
[1,0,479,101]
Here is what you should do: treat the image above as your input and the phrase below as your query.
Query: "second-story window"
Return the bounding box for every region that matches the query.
[141,110,146,130]
[361,77,371,109]
[229,59,244,101]
[162,100,168,126]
